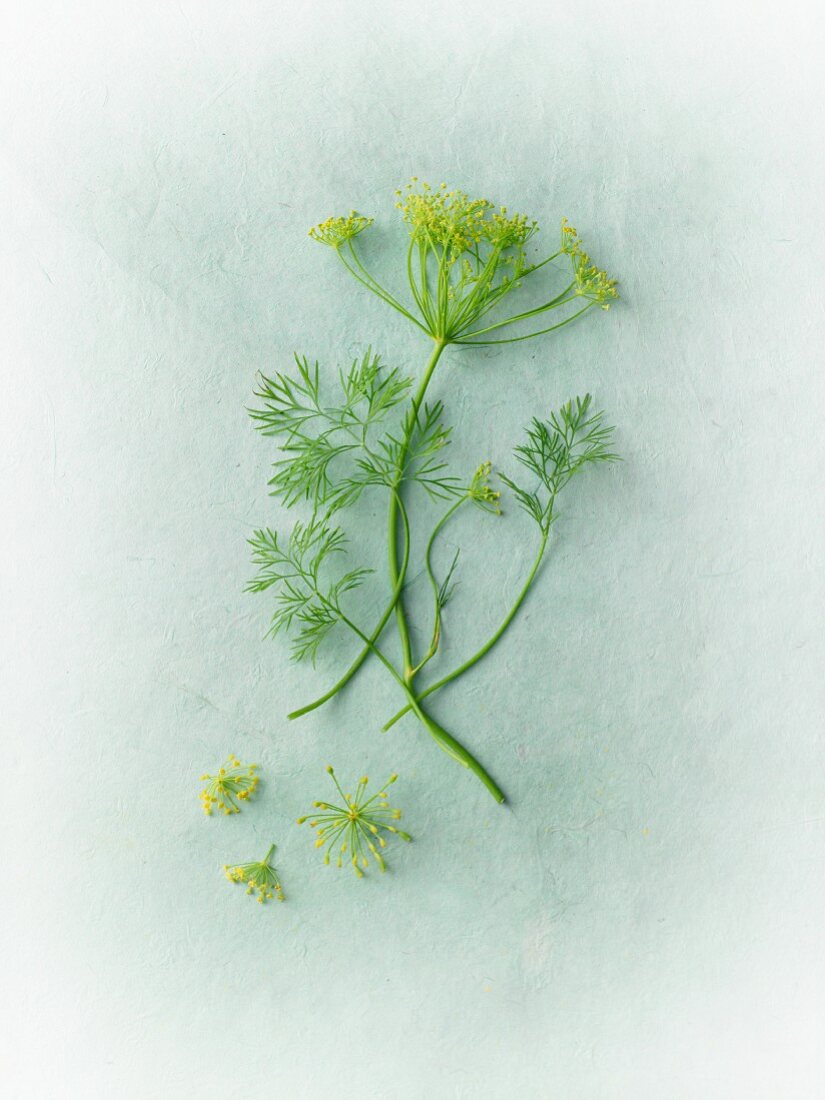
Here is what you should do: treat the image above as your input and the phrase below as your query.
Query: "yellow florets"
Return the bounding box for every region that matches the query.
[396,180,537,260]
[560,218,618,309]
[199,755,259,815]
[223,844,284,903]
[308,211,373,248]
[298,767,410,877]
[572,250,619,308]
[468,460,502,513]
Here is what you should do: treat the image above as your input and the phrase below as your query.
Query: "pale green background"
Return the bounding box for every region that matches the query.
[2,2,824,1096]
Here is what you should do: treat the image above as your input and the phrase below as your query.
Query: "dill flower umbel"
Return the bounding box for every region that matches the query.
[297,766,411,877]
[199,755,259,815]
[223,843,284,903]
[308,211,373,248]
[309,178,616,345]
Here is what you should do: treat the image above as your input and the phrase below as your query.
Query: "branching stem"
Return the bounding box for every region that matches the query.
[381,528,549,730]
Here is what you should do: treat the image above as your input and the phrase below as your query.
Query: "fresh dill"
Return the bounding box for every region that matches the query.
[248,180,619,803]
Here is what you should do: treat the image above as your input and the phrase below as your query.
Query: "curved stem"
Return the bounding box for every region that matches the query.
[287,493,411,720]
[410,495,467,676]
[382,529,549,730]
[388,338,446,677]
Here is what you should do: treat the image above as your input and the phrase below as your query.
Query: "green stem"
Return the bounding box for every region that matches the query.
[263,844,276,863]
[455,304,594,346]
[330,600,505,803]
[287,493,411,720]
[409,495,466,676]
[456,281,576,339]
[382,529,549,730]
[389,338,446,677]
[338,244,428,333]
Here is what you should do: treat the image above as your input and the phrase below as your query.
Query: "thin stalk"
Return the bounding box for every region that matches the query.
[409,495,466,677]
[389,338,446,676]
[337,245,428,333]
[455,281,577,340]
[382,529,549,730]
[456,304,594,346]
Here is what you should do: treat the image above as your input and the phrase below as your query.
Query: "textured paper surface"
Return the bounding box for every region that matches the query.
[2,2,824,1096]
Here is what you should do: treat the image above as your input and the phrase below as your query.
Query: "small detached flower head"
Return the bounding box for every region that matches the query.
[308,211,373,249]
[224,844,284,903]
[297,766,411,878]
[199,755,259,815]
[468,461,501,514]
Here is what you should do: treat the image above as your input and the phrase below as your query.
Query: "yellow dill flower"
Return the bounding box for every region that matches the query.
[572,249,619,309]
[560,218,618,309]
[468,460,501,514]
[396,179,535,261]
[199,755,259,815]
[560,217,582,255]
[296,765,411,878]
[308,211,373,248]
[223,843,284,903]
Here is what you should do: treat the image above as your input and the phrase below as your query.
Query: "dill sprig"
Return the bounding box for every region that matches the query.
[247,179,620,804]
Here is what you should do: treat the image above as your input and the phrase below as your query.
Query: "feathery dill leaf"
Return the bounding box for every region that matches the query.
[501,395,617,532]
[246,519,372,663]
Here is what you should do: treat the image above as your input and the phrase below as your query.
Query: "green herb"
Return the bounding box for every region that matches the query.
[297,766,410,877]
[249,180,619,803]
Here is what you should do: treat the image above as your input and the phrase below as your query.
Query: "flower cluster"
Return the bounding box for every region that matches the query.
[560,218,618,309]
[297,766,411,877]
[395,179,536,259]
[308,211,373,249]
[572,251,619,308]
[224,844,284,903]
[199,756,259,815]
[468,461,502,513]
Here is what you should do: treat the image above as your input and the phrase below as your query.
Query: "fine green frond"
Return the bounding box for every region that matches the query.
[334,398,463,502]
[267,431,358,508]
[249,351,416,512]
[437,548,461,610]
[246,518,372,663]
[503,395,618,531]
[337,352,412,428]
[498,476,545,527]
[249,355,324,438]
[401,401,463,500]
[290,602,341,663]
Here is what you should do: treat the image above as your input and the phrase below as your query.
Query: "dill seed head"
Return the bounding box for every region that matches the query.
[223,844,284,904]
[298,766,410,878]
[199,755,259,815]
